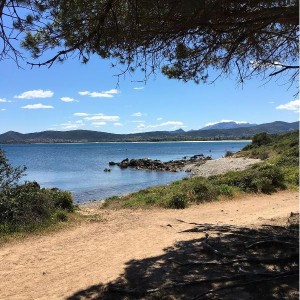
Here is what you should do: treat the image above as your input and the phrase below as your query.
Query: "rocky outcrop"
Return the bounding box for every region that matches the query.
[108,155,212,172]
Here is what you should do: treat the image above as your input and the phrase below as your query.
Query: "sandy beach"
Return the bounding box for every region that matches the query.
[0,189,298,299]
[184,157,261,177]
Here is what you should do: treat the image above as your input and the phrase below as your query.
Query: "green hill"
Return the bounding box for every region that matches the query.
[0,121,298,143]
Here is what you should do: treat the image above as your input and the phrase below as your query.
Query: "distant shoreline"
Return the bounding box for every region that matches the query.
[0,139,252,145]
[0,121,298,144]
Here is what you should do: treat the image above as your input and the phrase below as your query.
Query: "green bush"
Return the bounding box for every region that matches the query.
[53,210,68,222]
[258,151,269,160]
[281,166,299,186]
[145,195,162,205]
[277,155,299,167]
[45,188,74,212]
[224,151,234,157]
[167,194,188,209]
[241,144,253,151]
[251,177,275,194]
[0,150,26,194]
[0,151,75,234]
[192,180,218,203]
[0,181,74,233]
[253,164,285,188]
[213,164,285,193]
[0,182,54,231]
[252,132,272,146]
[217,184,235,198]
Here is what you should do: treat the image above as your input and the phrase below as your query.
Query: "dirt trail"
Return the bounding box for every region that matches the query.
[0,191,298,300]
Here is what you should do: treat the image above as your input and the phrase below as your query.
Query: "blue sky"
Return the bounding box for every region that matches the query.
[0,55,298,134]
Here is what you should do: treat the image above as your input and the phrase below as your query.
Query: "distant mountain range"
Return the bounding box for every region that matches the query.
[0,121,298,144]
[201,121,257,130]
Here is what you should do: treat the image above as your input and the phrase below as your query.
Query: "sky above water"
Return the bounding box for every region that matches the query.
[0,54,298,134]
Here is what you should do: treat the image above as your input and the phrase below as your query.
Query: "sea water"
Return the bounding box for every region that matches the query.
[0,141,250,203]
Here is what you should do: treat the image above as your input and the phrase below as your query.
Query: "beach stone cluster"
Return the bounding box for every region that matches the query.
[108,155,211,172]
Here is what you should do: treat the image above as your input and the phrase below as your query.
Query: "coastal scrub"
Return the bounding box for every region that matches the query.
[0,150,75,235]
[103,131,299,209]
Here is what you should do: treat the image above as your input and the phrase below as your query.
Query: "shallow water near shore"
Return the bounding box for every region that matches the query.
[1,141,250,203]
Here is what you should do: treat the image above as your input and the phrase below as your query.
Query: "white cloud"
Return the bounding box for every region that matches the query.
[61,97,75,102]
[113,122,123,126]
[55,121,85,130]
[205,119,248,127]
[89,92,114,98]
[78,89,120,98]
[276,100,300,112]
[137,123,146,129]
[21,103,54,109]
[92,121,107,126]
[84,115,120,122]
[268,101,275,104]
[133,87,144,90]
[131,112,143,117]
[62,124,81,129]
[0,98,11,103]
[15,89,54,99]
[138,121,184,130]
[0,108,6,111]
[154,121,184,127]
[57,120,85,129]
[156,117,163,121]
[130,120,145,123]
[78,91,90,96]
[104,89,119,94]
[74,112,90,117]
[74,112,120,124]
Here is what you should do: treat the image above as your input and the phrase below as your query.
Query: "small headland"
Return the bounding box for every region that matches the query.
[108,154,211,172]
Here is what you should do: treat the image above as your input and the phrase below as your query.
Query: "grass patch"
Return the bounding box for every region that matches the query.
[0,210,82,246]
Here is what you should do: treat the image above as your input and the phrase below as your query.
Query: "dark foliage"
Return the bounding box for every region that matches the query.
[0,149,26,194]
[168,194,188,209]
[0,1,298,85]
[252,132,273,146]
[0,149,74,233]
[212,164,285,194]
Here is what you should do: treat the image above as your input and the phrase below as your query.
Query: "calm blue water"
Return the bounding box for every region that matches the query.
[0,141,250,203]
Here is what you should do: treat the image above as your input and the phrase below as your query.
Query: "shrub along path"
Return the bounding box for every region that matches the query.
[0,190,298,299]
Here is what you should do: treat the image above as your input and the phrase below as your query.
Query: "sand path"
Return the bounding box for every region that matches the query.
[0,191,298,300]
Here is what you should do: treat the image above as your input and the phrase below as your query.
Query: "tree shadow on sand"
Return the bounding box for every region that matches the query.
[67,214,299,300]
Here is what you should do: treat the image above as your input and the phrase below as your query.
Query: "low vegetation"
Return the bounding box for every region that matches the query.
[238,130,299,187]
[104,131,299,209]
[0,150,75,236]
